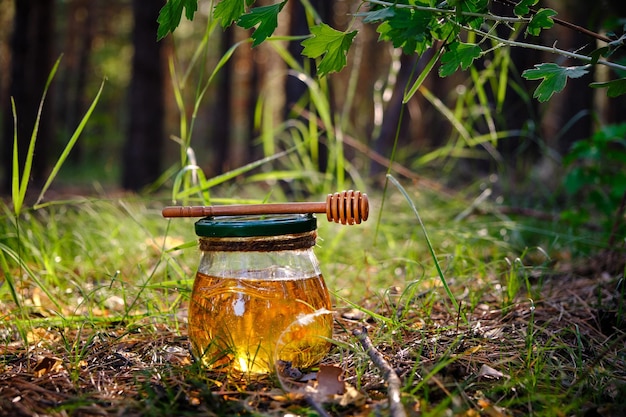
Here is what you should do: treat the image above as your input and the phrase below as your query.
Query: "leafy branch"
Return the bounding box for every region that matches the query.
[156,0,626,101]
[362,0,626,101]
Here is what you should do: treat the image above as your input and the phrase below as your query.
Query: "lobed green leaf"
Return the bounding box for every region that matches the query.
[358,6,395,23]
[590,78,626,98]
[522,63,588,102]
[456,0,489,29]
[439,41,482,77]
[237,1,286,47]
[214,0,246,28]
[376,7,433,55]
[526,8,557,36]
[513,0,538,17]
[302,24,357,76]
[157,0,198,40]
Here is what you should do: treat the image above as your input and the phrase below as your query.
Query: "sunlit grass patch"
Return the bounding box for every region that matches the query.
[1,185,624,416]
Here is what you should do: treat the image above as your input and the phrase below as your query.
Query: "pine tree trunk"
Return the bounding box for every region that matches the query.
[1,0,55,194]
[122,0,164,191]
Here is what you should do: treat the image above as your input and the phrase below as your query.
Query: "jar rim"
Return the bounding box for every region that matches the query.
[195,213,317,237]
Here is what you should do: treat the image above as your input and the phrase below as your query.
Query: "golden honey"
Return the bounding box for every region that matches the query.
[189,271,332,373]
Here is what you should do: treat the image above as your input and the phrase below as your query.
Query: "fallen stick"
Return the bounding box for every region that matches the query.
[352,327,407,417]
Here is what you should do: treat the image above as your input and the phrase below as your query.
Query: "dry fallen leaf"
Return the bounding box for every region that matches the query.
[27,328,60,344]
[316,364,345,396]
[337,384,366,407]
[298,364,365,406]
[477,397,510,417]
[477,364,507,380]
[463,345,482,355]
[33,356,63,377]
[341,308,367,321]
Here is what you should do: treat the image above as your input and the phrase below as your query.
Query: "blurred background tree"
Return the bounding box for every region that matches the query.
[0,0,624,195]
[1,0,54,192]
[122,0,165,190]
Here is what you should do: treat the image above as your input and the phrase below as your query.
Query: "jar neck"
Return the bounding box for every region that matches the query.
[198,230,317,252]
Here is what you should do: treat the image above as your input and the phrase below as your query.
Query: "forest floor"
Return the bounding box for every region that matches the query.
[0,190,625,417]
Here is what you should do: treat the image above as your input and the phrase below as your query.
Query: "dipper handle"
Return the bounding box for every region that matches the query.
[162,190,368,225]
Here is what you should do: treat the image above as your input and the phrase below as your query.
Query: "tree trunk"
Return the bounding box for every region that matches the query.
[209,27,233,176]
[1,0,55,194]
[57,0,94,164]
[283,0,335,174]
[122,0,165,191]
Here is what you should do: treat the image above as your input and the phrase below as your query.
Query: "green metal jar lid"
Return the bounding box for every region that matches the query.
[195,214,317,237]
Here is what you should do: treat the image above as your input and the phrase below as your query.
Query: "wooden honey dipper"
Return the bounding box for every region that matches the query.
[162,190,369,225]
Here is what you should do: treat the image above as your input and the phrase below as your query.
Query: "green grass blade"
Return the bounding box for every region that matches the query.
[420,85,471,142]
[386,174,464,322]
[188,40,251,146]
[333,293,395,325]
[287,70,333,170]
[14,56,62,215]
[0,250,21,309]
[141,163,181,195]
[0,242,62,312]
[168,56,188,163]
[192,39,250,122]
[247,170,325,183]
[268,41,305,73]
[174,146,300,200]
[182,17,219,86]
[11,98,20,215]
[469,66,498,144]
[402,46,444,104]
[171,165,206,204]
[496,47,510,113]
[34,78,105,208]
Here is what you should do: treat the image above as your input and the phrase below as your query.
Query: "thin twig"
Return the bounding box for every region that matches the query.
[352,326,407,417]
[469,26,626,72]
[366,0,530,23]
[493,0,612,43]
[365,0,626,72]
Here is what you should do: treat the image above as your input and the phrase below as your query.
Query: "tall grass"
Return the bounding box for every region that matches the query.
[1,56,104,342]
[161,0,377,203]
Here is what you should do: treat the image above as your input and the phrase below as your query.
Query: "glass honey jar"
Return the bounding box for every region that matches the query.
[188,214,332,373]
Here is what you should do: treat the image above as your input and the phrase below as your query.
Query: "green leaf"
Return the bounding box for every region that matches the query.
[590,46,610,65]
[522,63,589,102]
[457,0,489,29]
[431,19,459,42]
[590,78,626,98]
[157,0,198,40]
[214,0,246,28]
[439,41,482,77]
[513,0,538,17]
[526,8,556,36]
[596,123,626,142]
[358,6,395,23]
[237,1,286,47]
[564,167,590,195]
[301,24,357,76]
[183,0,198,20]
[376,7,433,55]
